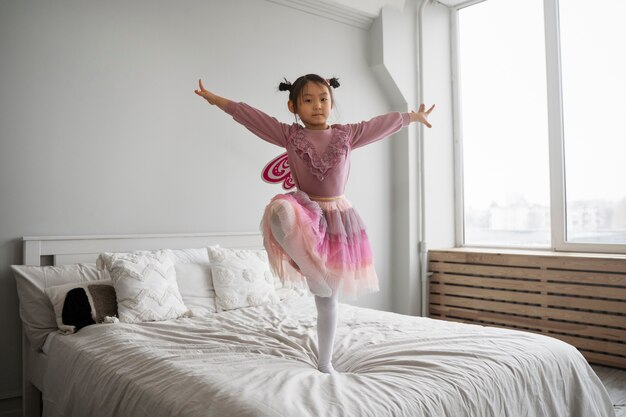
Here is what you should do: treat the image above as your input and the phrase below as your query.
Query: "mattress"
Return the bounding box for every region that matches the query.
[42,295,615,417]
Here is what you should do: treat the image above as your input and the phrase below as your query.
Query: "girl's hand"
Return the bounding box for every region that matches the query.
[194,79,217,104]
[194,79,230,111]
[409,103,435,128]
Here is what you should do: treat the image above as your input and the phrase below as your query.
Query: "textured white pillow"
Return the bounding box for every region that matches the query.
[276,286,308,301]
[207,247,280,311]
[98,250,188,323]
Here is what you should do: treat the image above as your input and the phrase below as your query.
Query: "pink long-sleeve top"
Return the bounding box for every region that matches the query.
[225,101,411,197]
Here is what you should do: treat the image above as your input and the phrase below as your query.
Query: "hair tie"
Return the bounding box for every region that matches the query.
[278,79,292,92]
[326,78,340,89]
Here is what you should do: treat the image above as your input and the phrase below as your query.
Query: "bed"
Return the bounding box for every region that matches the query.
[13,233,616,417]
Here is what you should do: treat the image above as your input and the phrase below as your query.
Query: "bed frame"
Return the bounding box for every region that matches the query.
[19,232,263,417]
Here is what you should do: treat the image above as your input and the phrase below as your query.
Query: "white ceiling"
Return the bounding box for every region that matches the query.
[265,0,405,29]
[434,0,484,8]
[328,0,407,16]
[265,0,473,30]
[321,0,477,15]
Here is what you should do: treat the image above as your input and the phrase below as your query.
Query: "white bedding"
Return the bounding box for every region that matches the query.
[42,296,615,417]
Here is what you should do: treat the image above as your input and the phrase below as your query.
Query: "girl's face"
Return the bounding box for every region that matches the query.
[289,82,333,130]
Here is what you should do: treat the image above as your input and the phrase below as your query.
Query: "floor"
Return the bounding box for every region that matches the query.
[592,365,626,417]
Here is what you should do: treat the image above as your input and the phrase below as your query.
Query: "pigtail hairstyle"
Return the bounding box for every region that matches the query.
[327,77,340,89]
[279,74,339,114]
[278,79,292,92]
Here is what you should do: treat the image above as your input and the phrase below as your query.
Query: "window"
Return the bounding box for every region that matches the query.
[457,0,550,248]
[559,0,626,245]
[454,0,626,253]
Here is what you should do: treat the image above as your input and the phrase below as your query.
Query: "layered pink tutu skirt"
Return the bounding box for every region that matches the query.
[261,191,379,296]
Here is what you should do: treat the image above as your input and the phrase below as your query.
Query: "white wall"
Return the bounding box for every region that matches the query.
[369,0,456,316]
[423,2,456,250]
[0,0,404,411]
[371,3,422,316]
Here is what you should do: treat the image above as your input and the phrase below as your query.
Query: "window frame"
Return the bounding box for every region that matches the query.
[451,0,626,254]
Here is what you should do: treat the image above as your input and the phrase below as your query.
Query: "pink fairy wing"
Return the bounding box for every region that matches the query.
[262,152,295,190]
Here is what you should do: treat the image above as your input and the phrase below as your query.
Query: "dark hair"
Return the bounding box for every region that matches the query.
[278,74,340,113]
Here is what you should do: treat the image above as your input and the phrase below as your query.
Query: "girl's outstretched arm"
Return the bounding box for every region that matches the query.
[409,104,435,128]
[350,103,435,148]
[195,80,291,148]
[194,79,230,112]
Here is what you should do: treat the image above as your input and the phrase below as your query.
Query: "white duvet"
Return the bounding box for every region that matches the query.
[42,296,615,417]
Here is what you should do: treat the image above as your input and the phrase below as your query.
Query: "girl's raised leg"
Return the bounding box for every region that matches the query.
[268,199,331,297]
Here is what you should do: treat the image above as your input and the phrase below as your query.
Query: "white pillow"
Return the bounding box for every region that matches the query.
[167,247,212,264]
[167,247,218,316]
[44,280,114,334]
[12,263,109,350]
[174,263,216,315]
[263,256,306,297]
[207,247,280,311]
[276,286,308,300]
[97,250,188,323]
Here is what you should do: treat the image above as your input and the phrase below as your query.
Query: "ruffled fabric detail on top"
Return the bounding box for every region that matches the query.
[288,126,350,181]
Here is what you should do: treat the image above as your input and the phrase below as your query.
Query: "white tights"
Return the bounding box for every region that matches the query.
[314,292,339,374]
[269,200,338,374]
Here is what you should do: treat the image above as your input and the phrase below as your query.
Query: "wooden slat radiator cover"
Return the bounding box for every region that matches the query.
[428,248,626,369]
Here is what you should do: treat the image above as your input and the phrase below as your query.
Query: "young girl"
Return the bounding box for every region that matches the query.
[195,74,434,374]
